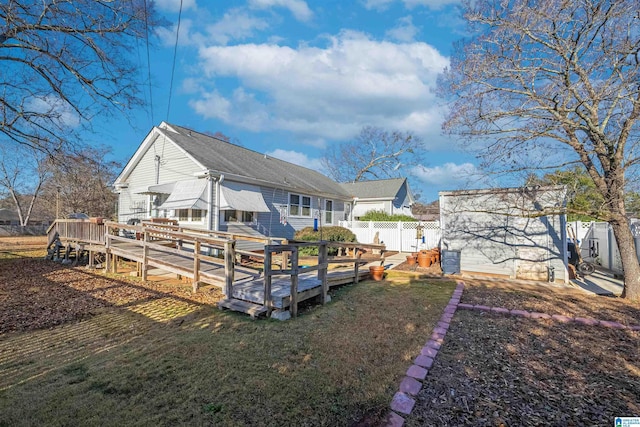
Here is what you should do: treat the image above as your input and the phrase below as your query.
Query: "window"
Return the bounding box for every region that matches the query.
[289,193,311,217]
[177,209,189,221]
[325,200,333,224]
[224,210,254,223]
[192,209,203,221]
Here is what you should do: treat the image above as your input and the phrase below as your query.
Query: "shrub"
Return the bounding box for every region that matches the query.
[293,226,357,256]
[358,209,417,222]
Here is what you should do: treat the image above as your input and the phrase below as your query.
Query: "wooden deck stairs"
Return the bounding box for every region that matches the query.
[217,298,268,319]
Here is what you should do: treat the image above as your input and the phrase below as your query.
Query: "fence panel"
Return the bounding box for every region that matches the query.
[339,221,441,252]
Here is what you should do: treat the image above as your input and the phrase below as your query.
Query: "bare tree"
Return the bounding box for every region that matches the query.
[322,126,425,182]
[0,0,159,153]
[0,145,51,225]
[40,148,120,218]
[440,0,640,300]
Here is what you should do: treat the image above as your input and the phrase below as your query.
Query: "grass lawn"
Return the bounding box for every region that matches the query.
[0,251,455,426]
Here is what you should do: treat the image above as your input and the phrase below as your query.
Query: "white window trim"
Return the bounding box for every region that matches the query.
[289,193,312,218]
[324,199,333,225]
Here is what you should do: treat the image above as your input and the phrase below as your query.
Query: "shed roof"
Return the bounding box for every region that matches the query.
[340,178,408,200]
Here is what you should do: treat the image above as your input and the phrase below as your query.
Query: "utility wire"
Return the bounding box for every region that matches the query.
[143,0,154,126]
[165,0,183,124]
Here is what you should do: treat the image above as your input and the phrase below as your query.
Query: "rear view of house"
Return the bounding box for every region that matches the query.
[439,186,568,283]
[113,122,353,240]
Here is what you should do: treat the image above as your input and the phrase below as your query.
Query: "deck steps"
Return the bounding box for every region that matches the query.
[218,298,268,319]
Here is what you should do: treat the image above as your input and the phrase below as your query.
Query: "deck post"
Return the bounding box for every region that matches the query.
[263,247,273,315]
[142,231,149,281]
[289,248,299,318]
[281,240,289,270]
[354,248,362,284]
[318,242,328,304]
[224,240,235,298]
[193,240,201,293]
[105,234,111,273]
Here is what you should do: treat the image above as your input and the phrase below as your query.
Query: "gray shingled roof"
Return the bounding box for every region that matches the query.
[340,178,407,199]
[164,124,351,198]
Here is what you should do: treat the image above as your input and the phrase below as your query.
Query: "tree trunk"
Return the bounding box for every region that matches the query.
[609,216,640,300]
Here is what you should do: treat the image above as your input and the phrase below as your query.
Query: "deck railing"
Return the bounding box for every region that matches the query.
[261,241,385,317]
[104,221,236,293]
[47,219,107,248]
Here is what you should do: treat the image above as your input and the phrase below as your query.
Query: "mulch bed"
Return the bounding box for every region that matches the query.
[406,278,640,426]
[0,258,223,334]
[461,278,640,326]
[409,311,640,426]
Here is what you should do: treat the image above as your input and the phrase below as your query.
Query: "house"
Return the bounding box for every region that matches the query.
[113,122,354,239]
[439,186,568,283]
[340,178,415,219]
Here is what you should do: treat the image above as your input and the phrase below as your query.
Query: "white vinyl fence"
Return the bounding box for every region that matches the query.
[339,221,441,252]
[568,220,633,274]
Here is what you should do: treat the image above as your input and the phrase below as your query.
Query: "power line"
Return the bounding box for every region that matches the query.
[165,0,184,123]
[143,0,154,126]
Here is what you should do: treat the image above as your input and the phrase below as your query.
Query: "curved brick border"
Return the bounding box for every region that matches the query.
[382,280,640,426]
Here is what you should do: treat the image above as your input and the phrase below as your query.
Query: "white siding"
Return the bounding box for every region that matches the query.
[118,136,203,222]
[440,187,567,282]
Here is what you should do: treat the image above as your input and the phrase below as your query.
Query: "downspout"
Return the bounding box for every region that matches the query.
[207,175,215,232]
[214,174,225,232]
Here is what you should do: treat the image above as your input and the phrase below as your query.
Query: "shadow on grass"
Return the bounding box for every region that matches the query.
[0,266,456,426]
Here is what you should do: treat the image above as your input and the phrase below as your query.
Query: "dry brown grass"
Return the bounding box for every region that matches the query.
[0,252,455,426]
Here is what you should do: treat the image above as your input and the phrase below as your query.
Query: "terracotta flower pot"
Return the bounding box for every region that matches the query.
[417,251,432,268]
[369,265,385,281]
[406,255,416,266]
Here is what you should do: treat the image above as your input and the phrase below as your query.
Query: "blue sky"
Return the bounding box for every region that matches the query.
[96,0,484,202]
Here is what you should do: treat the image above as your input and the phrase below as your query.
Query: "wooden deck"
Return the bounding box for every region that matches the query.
[46,219,386,319]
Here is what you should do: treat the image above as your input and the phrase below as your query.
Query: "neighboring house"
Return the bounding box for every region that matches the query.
[412,200,440,221]
[439,185,568,283]
[113,122,354,239]
[0,209,19,225]
[340,178,415,219]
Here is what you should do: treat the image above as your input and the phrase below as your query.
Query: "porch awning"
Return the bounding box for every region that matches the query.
[158,179,208,210]
[132,182,176,195]
[219,181,270,212]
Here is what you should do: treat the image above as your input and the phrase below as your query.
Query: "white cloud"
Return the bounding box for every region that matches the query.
[191,30,449,144]
[206,8,269,45]
[363,0,460,11]
[386,15,419,42]
[412,163,479,187]
[26,95,80,129]
[249,0,313,22]
[266,149,326,172]
[362,0,394,11]
[153,0,197,13]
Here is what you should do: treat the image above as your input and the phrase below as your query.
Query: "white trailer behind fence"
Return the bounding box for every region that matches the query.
[339,221,441,252]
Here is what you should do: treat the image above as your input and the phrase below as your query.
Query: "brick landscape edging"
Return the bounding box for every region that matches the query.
[382,280,640,426]
[382,281,465,426]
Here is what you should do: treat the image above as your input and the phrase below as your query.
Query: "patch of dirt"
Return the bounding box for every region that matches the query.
[409,311,640,426]
[0,258,223,334]
[409,278,640,426]
[391,258,443,275]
